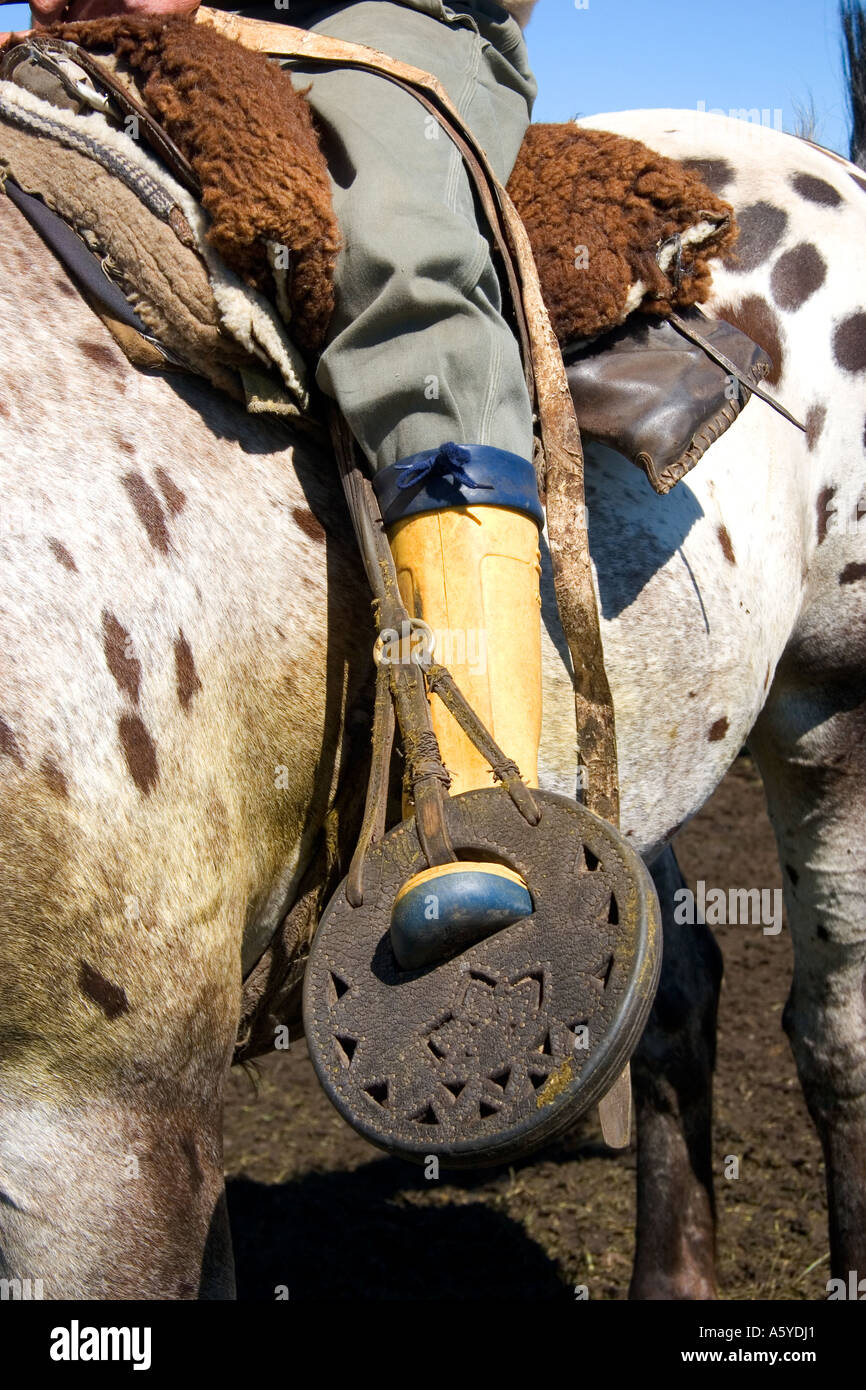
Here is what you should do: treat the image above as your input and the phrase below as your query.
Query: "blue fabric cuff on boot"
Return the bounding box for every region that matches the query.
[373,443,544,528]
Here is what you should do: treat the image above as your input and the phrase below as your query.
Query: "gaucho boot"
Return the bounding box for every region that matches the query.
[373,443,544,970]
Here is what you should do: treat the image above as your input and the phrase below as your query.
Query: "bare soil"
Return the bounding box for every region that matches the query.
[223,756,829,1300]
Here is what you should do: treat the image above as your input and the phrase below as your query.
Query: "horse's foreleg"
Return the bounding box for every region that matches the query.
[629,846,723,1299]
[750,679,866,1280]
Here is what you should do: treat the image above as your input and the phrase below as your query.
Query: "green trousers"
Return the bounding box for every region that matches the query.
[276,1,538,470]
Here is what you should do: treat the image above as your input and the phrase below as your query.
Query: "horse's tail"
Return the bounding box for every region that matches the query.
[842,0,866,169]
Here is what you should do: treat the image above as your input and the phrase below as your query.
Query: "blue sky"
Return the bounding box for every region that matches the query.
[525,0,854,158]
[1,0,856,158]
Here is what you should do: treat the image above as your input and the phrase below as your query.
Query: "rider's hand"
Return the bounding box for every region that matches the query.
[29,0,201,27]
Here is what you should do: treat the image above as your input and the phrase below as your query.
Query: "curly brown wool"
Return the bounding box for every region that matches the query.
[507,123,738,344]
[49,15,340,354]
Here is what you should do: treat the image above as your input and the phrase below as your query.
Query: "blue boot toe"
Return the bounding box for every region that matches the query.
[390,861,533,971]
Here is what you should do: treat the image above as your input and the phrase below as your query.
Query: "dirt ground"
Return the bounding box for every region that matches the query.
[223,755,829,1301]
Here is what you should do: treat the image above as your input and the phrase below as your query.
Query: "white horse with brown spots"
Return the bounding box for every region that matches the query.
[1,107,865,1298]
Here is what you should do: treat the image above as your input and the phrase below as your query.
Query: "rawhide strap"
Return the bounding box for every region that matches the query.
[196,6,620,826]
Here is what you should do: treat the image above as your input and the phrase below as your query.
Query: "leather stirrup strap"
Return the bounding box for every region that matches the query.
[668,310,805,431]
[195,6,620,824]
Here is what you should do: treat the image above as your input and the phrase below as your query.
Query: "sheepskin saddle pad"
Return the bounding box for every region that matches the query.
[0,21,341,417]
[508,123,736,345]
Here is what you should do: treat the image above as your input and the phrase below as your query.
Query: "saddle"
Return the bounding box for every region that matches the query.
[0,27,338,420]
[0,16,794,492]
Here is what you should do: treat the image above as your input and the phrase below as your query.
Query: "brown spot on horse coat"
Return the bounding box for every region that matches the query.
[122,472,171,554]
[78,339,121,372]
[78,960,129,1020]
[791,172,842,207]
[180,1134,205,1190]
[833,312,866,374]
[716,296,784,384]
[770,243,826,312]
[680,157,734,193]
[41,757,69,798]
[850,171,866,196]
[708,717,729,742]
[805,403,827,451]
[717,524,736,564]
[118,714,159,794]
[102,612,141,705]
[155,468,187,518]
[47,537,78,572]
[292,506,326,543]
[724,202,787,273]
[840,562,866,585]
[816,486,837,544]
[0,717,24,766]
[174,631,202,712]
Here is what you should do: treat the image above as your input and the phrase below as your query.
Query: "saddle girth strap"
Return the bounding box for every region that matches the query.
[195,7,620,825]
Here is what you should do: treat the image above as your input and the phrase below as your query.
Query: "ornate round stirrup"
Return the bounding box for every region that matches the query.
[303,787,661,1167]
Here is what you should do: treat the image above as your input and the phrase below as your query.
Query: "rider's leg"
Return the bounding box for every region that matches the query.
[281,3,542,945]
[282,1,537,467]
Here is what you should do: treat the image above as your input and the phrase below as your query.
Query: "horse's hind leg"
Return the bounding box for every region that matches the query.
[750,672,866,1279]
[0,794,239,1298]
[0,1081,235,1300]
[629,847,723,1300]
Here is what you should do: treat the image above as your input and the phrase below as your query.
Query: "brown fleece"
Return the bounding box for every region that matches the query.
[507,123,738,344]
[45,16,340,353]
[4,22,734,355]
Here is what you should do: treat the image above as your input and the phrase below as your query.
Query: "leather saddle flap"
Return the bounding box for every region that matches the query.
[564,310,772,495]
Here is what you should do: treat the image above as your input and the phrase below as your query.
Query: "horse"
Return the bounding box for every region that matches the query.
[0,103,864,1298]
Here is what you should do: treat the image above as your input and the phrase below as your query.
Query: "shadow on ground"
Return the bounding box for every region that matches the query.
[227,1157,575,1299]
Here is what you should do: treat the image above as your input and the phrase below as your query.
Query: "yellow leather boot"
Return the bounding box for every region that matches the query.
[373,443,543,969]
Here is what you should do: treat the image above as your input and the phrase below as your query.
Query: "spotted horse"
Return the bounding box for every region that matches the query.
[0,106,864,1298]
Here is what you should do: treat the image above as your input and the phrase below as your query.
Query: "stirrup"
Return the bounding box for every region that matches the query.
[303,786,661,1167]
